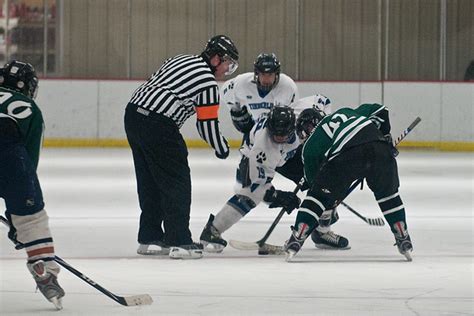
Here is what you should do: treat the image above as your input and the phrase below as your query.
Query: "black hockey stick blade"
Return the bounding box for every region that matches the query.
[0,215,153,306]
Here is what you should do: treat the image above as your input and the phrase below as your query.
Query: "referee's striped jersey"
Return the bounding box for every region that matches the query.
[129,54,229,156]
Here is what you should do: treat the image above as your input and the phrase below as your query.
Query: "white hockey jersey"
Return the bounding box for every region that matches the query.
[239,114,301,190]
[221,72,299,120]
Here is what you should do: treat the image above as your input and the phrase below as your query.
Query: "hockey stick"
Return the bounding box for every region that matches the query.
[340,201,384,226]
[229,179,304,254]
[339,116,422,225]
[0,215,153,306]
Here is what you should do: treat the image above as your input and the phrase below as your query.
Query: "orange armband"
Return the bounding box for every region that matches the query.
[196,104,219,120]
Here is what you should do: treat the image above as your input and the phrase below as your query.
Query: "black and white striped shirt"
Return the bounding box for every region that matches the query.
[129,54,229,156]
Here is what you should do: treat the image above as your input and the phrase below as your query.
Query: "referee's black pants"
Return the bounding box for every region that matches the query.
[124,103,192,246]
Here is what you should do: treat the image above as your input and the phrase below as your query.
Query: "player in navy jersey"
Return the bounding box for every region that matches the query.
[0,60,65,309]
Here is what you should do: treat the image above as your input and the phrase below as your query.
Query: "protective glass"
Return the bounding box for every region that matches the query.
[222,56,239,76]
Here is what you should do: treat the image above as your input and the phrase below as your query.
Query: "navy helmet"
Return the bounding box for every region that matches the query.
[267,105,296,143]
[254,53,281,92]
[296,107,325,140]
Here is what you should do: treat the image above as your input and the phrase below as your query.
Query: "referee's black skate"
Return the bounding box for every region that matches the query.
[169,242,204,259]
[137,240,170,256]
[311,229,350,250]
[27,260,65,310]
[200,214,227,253]
[393,221,413,261]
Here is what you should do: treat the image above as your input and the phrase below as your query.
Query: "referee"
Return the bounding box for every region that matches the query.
[124,35,239,259]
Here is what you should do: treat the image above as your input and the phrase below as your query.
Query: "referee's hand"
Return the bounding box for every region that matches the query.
[215,137,229,159]
[215,149,229,159]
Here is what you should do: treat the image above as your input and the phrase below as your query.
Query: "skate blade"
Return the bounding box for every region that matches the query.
[314,243,351,250]
[137,249,170,256]
[50,297,63,310]
[403,251,413,262]
[285,250,297,262]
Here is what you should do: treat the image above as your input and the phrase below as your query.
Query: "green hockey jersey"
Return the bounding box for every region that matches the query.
[302,103,389,185]
[0,87,44,169]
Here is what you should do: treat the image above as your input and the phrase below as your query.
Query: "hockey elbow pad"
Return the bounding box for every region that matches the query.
[231,107,254,133]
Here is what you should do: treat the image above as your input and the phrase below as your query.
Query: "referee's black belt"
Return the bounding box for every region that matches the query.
[127,103,178,128]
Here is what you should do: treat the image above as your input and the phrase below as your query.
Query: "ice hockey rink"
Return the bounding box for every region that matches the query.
[0,148,473,315]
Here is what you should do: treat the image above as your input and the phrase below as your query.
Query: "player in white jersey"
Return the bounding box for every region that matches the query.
[221,53,299,134]
[280,93,350,250]
[273,92,333,189]
[199,106,301,253]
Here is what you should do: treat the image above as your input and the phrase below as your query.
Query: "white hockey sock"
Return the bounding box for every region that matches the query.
[11,209,55,261]
[213,204,244,233]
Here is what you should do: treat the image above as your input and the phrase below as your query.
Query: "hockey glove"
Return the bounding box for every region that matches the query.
[231,106,254,133]
[264,187,301,214]
[384,134,399,157]
[238,156,251,187]
[215,138,230,159]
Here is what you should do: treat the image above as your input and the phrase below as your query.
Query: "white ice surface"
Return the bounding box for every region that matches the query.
[1,148,473,315]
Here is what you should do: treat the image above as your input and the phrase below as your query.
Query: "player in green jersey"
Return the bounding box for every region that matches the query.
[284,104,413,262]
[0,60,65,309]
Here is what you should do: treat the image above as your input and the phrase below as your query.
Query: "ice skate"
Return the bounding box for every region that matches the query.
[27,260,65,310]
[137,240,170,255]
[200,214,227,253]
[393,221,413,261]
[311,229,350,250]
[284,225,308,262]
[169,242,204,259]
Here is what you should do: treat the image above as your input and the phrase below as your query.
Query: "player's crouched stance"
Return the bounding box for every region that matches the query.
[200,106,301,253]
[284,105,413,262]
[0,61,65,308]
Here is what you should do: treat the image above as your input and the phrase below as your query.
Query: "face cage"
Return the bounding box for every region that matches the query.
[297,122,316,141]
[271,128,295,144]
[255,72,280,92]
[31,85,39,99]
[221,56,239,76]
